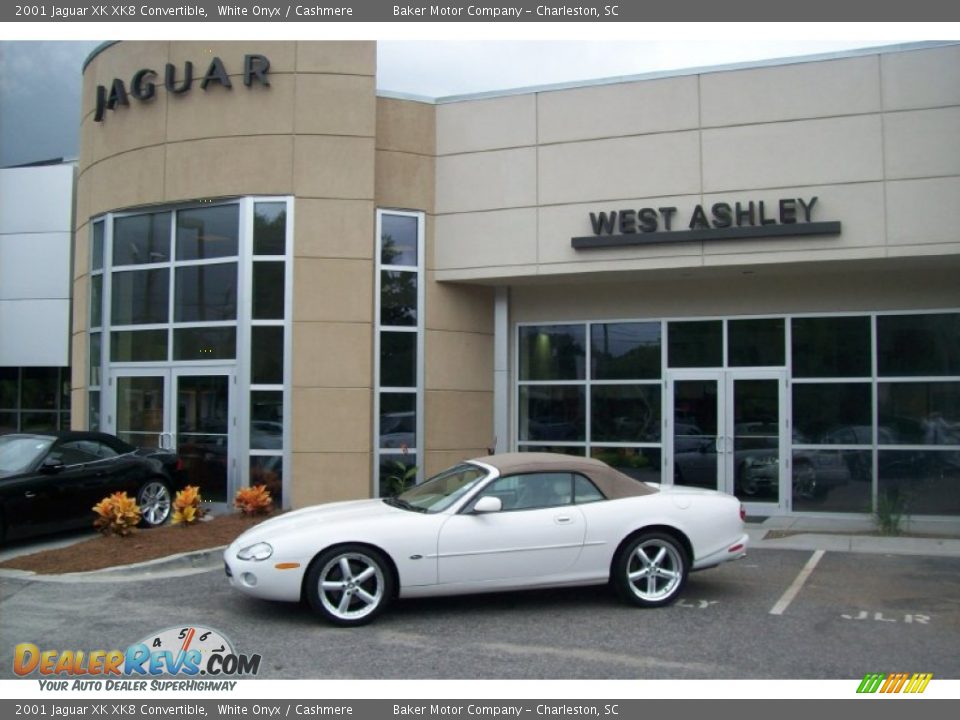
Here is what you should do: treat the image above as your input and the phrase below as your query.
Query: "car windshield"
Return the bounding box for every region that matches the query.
[0,436,54,476]
[386,463,489,514]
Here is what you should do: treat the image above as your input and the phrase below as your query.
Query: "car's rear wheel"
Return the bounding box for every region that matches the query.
[137,479,172,527]
[614,532,688,608]
[305,545,394,626]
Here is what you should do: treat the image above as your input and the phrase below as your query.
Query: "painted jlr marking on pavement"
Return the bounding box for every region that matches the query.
[769,549,825,616]
[842,611,931,624]
[676,599,718,609]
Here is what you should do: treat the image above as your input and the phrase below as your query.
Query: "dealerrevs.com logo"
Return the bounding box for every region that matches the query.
[857,673,933,694]
[14,626,261,691]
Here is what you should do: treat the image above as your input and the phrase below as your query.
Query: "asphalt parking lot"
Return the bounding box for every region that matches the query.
[1,546,958,680]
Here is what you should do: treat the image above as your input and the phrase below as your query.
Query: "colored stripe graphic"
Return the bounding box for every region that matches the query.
[857,672,932,694]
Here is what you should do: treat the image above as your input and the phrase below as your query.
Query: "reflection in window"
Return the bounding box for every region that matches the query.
[111,330,168,362]
[519,325,586,381]
[792,316,871,378]
[176,205,239,261]
[379,452,418,498]
[252,262,285,320]
[111,269,169,325]
[380,214,418,266]
[253,202,286,256]
[878,382,960,445]
[250,456,283,508]
[878,313,960,377]
[791,450,871,513]
[792,383,872,444]
[591,322,660,380]
[379,393,416,449]
[591,447,661,484]
[591,385,661,443]
[251,326,284,384]
[380,332,416,387]
[174,327,236,361]
[879,450,960,516]
[380,271,417,326]
[90,274,103,328]
[91,221,105,271]
[668,320,722,368]
[175,263,238,322]
[113,212,171,266]
[518,385,585,442]
[251,391,283,450]
[728,318,785,367]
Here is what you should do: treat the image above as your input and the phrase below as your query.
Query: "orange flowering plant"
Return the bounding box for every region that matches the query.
[234,484,274,516]
[172,485,206,525]
[92,492,142,536]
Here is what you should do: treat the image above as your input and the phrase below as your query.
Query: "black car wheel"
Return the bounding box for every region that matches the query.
[137,479,172,527]
[613,532,688,608]
[305,545,395,626]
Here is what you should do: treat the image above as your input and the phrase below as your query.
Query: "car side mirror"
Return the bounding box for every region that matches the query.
[472,496,502,514]
[40,457,65,473]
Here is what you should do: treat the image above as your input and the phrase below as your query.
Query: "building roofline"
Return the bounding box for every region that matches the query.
[378,40,959,105]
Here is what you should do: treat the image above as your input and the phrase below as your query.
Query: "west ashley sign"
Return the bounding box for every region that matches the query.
[572,197,841,249]
[94,54,271,123]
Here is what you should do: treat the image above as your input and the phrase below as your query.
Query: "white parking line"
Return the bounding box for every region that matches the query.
[769,549,825,616]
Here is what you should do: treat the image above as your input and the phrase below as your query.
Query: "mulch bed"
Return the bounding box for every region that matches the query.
[0,513,273,575]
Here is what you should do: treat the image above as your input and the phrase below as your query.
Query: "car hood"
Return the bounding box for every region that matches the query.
[229,498,410,547]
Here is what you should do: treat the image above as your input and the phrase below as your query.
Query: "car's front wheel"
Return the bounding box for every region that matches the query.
[305,545,394,626]
[613,532,688,608]
[137,479,172,527]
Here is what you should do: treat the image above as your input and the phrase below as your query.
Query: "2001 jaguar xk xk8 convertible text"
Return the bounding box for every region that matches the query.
[225,453,748,625]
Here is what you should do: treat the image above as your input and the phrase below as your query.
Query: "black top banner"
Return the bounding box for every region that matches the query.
[5,0,960,22]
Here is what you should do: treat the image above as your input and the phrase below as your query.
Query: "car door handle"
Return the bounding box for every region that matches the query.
[24,491,36,499]
[554,515,573,524]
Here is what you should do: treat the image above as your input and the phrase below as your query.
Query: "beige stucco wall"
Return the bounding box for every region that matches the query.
[433,43,960,283]
[75,41,379,507]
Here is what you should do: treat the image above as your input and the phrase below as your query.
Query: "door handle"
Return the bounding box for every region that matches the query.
[24,491,36,499]
[555,515,573,524]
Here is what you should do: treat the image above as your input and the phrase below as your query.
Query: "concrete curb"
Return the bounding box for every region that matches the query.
[745,526,960,557]
[0,545,227,583]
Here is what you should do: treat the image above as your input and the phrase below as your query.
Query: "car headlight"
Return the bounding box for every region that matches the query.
[236,542,273,561]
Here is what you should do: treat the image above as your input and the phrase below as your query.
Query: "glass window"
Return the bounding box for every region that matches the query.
[728,318,785,367]
[574,474,606,503]
[378,452,419,498]
[591,385,661,443]
[88,390,101,431]
[380,271,417,327]
[250,456,283,508]
[111,268,169,325]
[174,327,236,361]
[518,385,585,442]
[591,447,662,484]
[89,333,102,385]
[486,473,573,511]
[113,212,171,266]
[792,316,871,378]
[668,320,722,368]
[251,326,284,384]
[379,393,416,450]
[111,330,168,362]
[380,214,418,266]
[380,331,417,388]
[792,449,871,513]
[176,205,239,261]
[878,382,960,445]
[91,221,104,271]
[0,412,17,434]
[879,451,960,516]
[253,202,286,256]
[519,325,586,381]
[252,262,285,320]
[1,368,18,408]
[90,274,103,328]
[878,313,960,377]
[21,368,58,409]
[792,383,872,445]
[251,391,283,450]
[519,446,585,456]
[175,263,238,322]
[591,322,660,380]
[21,412,58,432]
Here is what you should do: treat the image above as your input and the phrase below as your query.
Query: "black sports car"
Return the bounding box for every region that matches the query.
[0,431,187,544]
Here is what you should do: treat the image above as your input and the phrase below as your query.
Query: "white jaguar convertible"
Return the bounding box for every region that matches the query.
[224,453,748,626]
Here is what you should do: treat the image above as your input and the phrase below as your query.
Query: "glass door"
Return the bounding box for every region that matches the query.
[668,371,724,491]
[174,369,234,505]
[110,367,236,507]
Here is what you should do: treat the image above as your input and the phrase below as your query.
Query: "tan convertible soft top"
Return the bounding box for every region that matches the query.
[469,452,657,500]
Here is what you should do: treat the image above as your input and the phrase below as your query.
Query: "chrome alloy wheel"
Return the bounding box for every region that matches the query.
[625,538,684,603]
[317,552,386,623]
[138,480,172,527]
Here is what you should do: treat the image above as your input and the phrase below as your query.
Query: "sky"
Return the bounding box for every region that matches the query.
[0,35,938,167]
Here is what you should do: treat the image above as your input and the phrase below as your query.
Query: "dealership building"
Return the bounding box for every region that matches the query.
[63,40,960,518]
